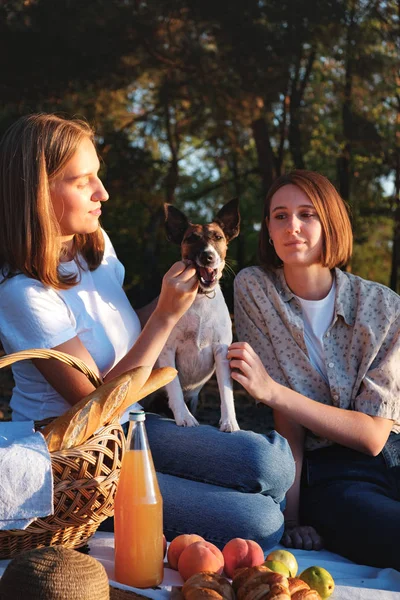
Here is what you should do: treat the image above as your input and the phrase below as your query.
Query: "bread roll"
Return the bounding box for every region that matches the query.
[43,365,177,451]
[182,572,235,600]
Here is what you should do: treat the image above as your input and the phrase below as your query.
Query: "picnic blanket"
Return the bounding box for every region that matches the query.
[88,532,400,599]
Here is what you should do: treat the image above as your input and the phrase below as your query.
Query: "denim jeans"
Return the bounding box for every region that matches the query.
[300,433,400,570]
[101,413,295,552]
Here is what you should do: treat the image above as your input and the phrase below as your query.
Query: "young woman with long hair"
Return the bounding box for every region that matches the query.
[0,113,295,551]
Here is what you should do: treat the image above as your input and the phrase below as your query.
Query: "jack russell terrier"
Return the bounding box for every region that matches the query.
[156,198,240,432]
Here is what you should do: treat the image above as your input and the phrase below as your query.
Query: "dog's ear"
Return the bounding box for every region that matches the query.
[164,203,190,245]
[213,198,240,242]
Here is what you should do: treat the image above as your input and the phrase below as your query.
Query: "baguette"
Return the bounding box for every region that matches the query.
[43,365,177,452]
[111,366,177,421]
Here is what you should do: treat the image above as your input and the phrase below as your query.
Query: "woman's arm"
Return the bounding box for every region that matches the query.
[34,261,198,406]
[274,411,323,550]
[135,297,158,328]
[228,341,394,456]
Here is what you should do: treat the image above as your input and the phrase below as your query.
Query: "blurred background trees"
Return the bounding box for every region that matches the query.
[1,0,399,309]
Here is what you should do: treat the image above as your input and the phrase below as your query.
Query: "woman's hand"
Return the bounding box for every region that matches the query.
[227,341,279,404]
[155,260,198,323]
[281,521,324,551]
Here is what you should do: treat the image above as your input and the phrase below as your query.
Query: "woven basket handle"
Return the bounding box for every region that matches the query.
[0,348,102,388]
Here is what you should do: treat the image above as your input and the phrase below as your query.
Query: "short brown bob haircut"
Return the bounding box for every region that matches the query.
[0,113,105,289]
[259,170,353,270]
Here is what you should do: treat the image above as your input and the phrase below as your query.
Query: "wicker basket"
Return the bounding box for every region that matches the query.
[0,348,126,559]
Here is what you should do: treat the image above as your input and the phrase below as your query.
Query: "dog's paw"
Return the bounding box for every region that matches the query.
[175,412,200,427]
[219,418,240,432]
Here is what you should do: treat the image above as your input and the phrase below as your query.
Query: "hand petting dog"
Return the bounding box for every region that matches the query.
[157,260,199,321]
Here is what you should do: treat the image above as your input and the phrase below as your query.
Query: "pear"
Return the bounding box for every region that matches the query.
[263,559,290,576]
[299,566,335,599]
[266,550,298,577]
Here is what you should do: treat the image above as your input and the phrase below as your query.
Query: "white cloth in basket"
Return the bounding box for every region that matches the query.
[0,422,53,530]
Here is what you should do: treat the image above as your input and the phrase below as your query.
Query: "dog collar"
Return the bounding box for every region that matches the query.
[198,288,216,299]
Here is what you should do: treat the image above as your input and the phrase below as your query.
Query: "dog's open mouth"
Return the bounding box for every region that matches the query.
[196,266,218,289]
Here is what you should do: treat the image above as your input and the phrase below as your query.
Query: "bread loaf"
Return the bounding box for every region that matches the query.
[182,572,235,600]
[232,566,290,600]
[43,365,177,451]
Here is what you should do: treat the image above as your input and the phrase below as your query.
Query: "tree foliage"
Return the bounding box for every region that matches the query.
[1,0,398,302]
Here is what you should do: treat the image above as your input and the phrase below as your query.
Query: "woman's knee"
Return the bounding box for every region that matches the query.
[147,416,295,500]
[160,473,285,553]
[228,497,285,553]
[239,430,295,500]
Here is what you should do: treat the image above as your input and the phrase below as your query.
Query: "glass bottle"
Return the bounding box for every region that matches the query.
[114,411,164,588]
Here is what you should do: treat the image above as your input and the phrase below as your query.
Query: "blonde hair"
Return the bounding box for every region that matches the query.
[0,113,104,288]
[259,170,353,270]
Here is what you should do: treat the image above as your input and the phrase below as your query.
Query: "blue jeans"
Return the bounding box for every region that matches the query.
[101,414,295,553]
[300,433,400,570]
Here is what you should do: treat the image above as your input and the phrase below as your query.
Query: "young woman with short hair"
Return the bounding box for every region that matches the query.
[230,170,400,569]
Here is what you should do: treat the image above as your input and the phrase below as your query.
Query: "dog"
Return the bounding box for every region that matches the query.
[156,198,240,432]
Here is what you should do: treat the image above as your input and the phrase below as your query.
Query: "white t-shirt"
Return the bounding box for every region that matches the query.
[0,230,142,422]
[295,281,336,382]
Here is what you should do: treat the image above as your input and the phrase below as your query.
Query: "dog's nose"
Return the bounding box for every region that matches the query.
[200,251,214,265]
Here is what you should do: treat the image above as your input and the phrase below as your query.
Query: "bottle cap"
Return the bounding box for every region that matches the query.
[129,410,146,422]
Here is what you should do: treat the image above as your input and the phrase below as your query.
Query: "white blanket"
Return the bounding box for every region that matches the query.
[1,532,398,597]
[88,533,400,599]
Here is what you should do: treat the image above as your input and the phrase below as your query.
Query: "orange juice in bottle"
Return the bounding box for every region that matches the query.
[114,411,164,588]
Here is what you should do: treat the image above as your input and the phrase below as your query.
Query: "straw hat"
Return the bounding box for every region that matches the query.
[0,546,110,600]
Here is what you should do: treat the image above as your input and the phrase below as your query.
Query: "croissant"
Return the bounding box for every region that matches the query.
[232,565,290,600]
[291,590,322,599]
[288,578,310,595]
[231,565,273,594]
[182,571,236,600]
[288,577,322,599]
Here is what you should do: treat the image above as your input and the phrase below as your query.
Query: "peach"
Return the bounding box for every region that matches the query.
[222,538,265,578]
[163,534,167,558]
[178,540,224,581]
[167,533,205,570]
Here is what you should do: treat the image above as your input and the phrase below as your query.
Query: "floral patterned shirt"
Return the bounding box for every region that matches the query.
[234,266,400,451]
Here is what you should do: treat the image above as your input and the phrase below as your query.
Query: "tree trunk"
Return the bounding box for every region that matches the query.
[251,117,278,196]
[230,152,245,273]
[338,3,356,204]
[164,99,180,204]
[289,92,305,170]
[288,47,315,169]
[388,0,400,292]
[389,147,400,292]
